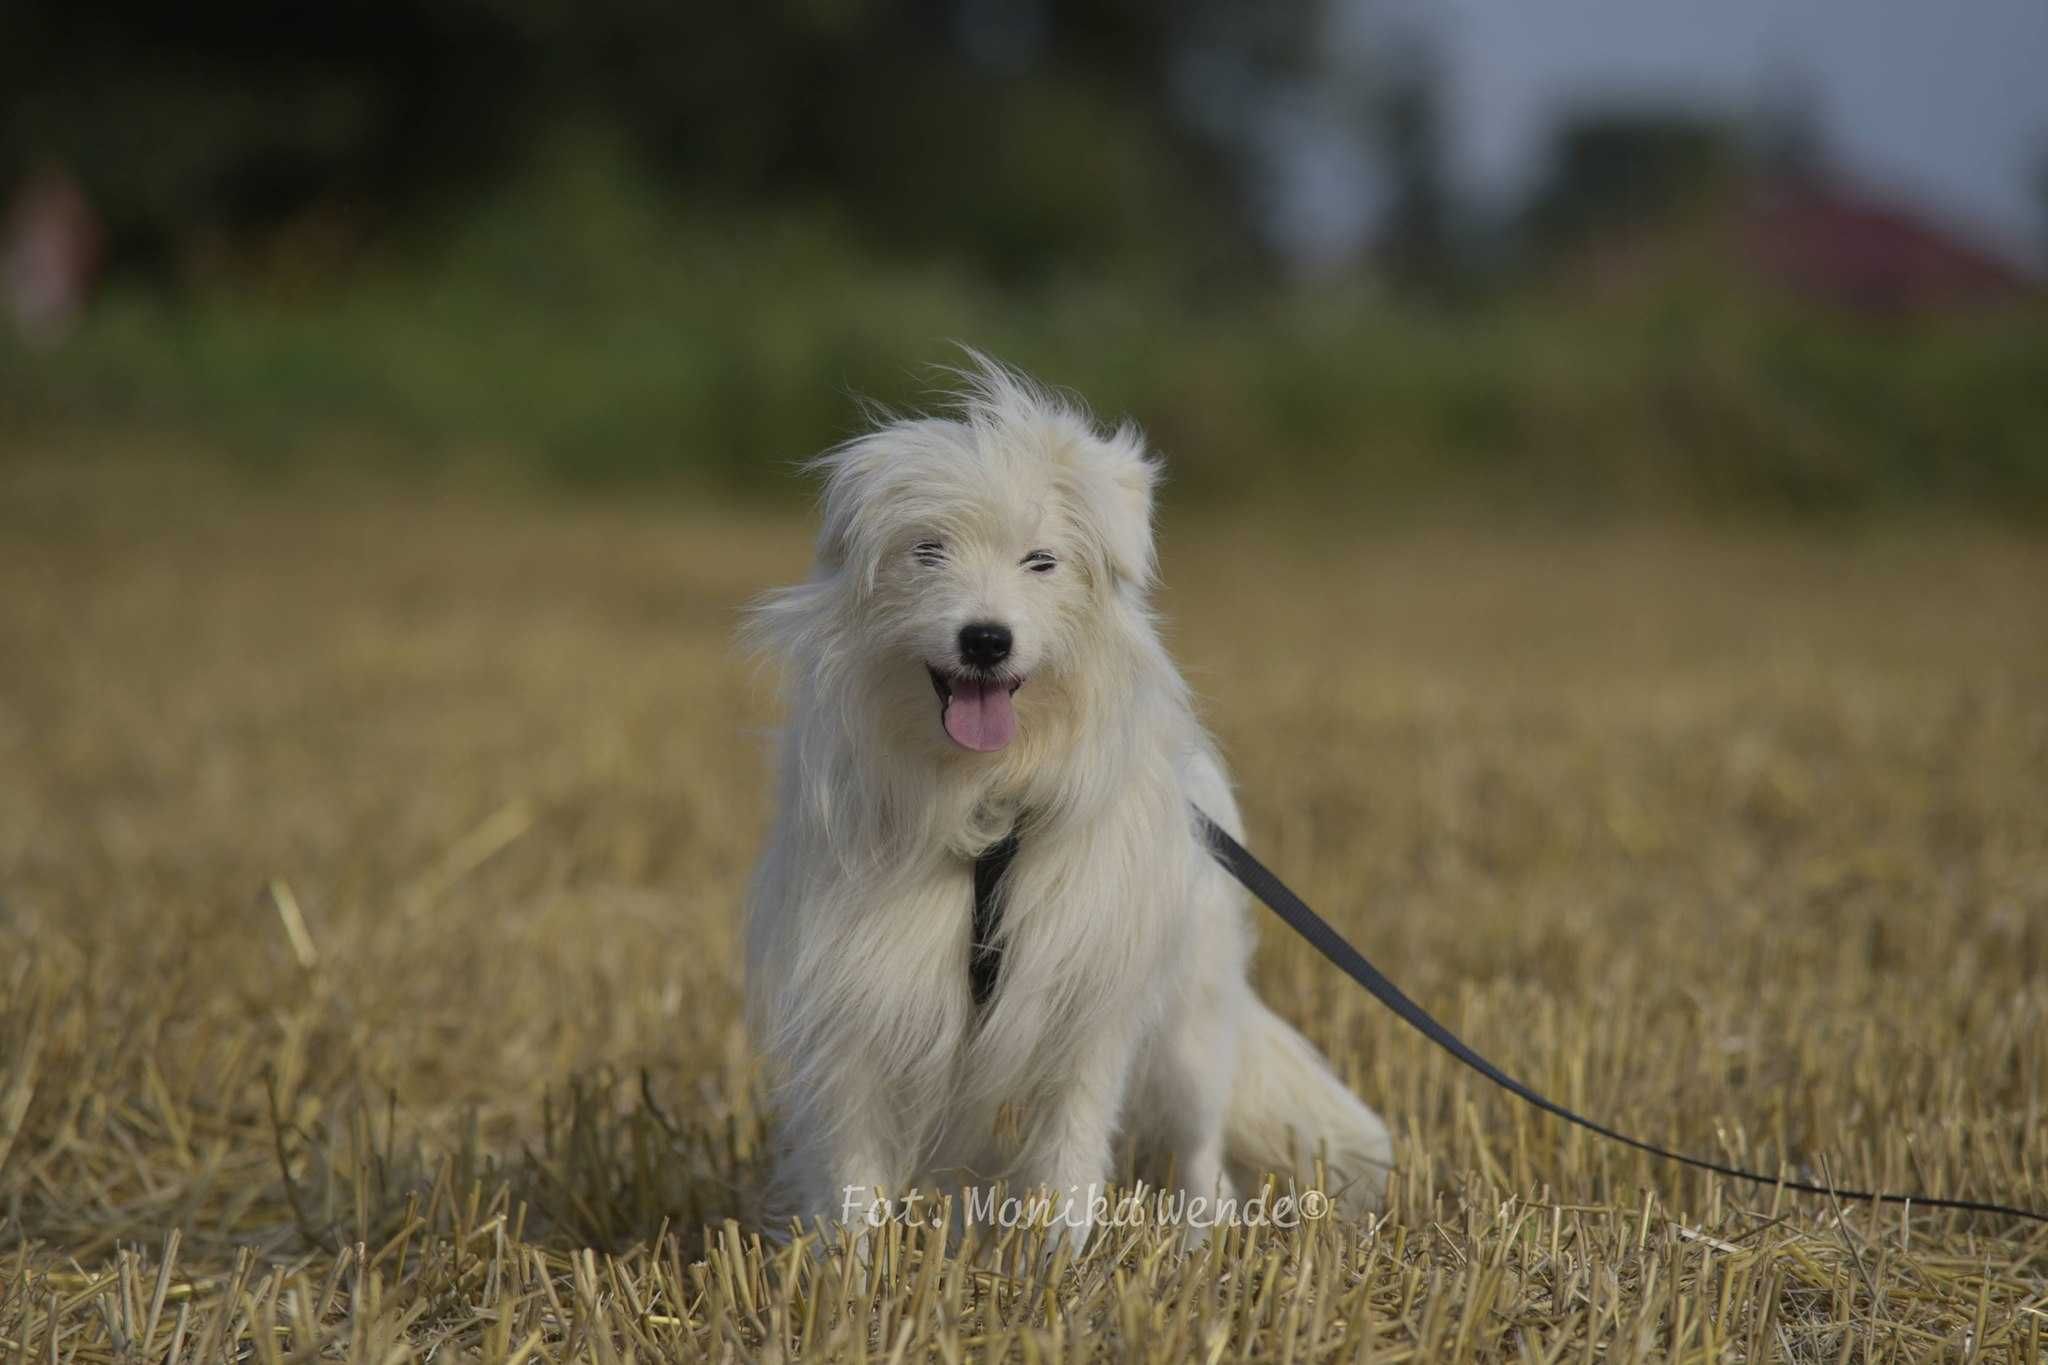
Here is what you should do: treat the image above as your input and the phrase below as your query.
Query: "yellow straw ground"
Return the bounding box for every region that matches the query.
[1,460,2044,1360]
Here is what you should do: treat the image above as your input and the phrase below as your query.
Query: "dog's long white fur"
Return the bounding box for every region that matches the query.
[745,359,1393,1240]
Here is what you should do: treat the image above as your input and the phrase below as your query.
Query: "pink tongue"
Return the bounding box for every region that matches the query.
[942,679,1016,752]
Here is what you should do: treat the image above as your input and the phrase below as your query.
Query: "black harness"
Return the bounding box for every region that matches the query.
[964,806,2045,1224]
[969,829,1021,1009]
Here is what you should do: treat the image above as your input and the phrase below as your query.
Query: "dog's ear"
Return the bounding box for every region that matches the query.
[809,428,894,587]
[1074,423,1161,594]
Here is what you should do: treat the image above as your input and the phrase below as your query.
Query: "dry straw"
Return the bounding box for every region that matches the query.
[1,467,2044,1360]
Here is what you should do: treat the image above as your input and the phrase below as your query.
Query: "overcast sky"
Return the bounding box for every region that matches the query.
[1281,0,2048,269]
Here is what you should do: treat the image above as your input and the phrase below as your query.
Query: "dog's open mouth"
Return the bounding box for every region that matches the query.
[928,665,1024,753]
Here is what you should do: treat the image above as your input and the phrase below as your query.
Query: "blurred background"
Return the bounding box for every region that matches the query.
[4,0,2044,513]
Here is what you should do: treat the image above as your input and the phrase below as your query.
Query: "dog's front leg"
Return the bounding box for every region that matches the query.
[1137,990,1240,1245]
[782,1073,914,1237]
[788,1114,909,1282]
[1014,1026,1139,1257]
[820,1136,902,1233]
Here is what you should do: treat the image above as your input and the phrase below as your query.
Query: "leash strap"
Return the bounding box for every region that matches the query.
[1191,806,2048,1224]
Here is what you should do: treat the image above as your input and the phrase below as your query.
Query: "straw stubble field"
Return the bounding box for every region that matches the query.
[1,460,2045,1361]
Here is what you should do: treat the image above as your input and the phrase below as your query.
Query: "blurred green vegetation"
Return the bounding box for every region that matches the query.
[8,2,2043,518]
[5,144,2045,518]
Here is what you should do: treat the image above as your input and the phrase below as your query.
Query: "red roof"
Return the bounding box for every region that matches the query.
[1744,181,2035,313]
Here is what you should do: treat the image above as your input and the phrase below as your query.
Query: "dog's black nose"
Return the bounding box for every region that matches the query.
[957,622,1012,669]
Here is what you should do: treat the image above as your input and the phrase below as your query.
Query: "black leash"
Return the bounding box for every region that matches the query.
[1187,807,2048,1225]
[970,813,2044,1221]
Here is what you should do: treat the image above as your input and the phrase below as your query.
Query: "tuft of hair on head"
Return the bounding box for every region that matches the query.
[937,348,1163,594]
[931,345,1068,424]
[802,348,1162,595]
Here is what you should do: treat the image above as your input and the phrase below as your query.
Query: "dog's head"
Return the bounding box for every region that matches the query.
[762,359,1160,758]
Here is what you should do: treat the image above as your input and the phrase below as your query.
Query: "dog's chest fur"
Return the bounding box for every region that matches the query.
[946,794,1185,1027]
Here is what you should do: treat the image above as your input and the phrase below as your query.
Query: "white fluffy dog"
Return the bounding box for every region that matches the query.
[745,361,1392,1241]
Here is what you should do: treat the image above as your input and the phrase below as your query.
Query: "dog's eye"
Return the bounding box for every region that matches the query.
[1023,550,1057,574]
[912,540,946,567]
